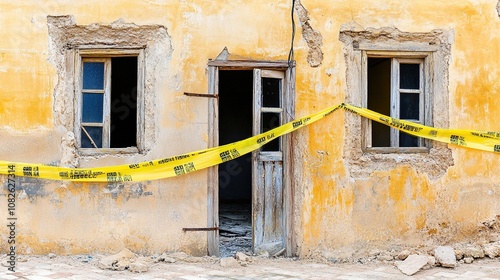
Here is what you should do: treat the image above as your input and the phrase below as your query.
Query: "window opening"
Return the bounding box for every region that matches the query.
[367,57,424,148]
[80,56,138,149]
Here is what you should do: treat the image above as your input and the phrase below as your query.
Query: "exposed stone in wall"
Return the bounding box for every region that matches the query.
[60,131,78,168]
[294,0,323,67]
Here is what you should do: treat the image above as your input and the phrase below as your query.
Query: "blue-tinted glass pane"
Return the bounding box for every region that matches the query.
[81,126,103,148]
[400,93,419,119]
[400,63,420,89]
[399,131,419,147]
[82,93,104,123]
[83,62,104,90]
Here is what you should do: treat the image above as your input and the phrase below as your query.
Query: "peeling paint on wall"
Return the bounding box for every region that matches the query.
[294,0,323,67]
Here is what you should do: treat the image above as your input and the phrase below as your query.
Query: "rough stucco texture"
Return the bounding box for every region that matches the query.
[0,0,499,257]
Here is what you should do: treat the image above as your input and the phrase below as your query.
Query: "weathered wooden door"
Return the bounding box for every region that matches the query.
[252,69,286,255]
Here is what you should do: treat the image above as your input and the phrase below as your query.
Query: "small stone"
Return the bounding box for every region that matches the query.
[397,250,411,260]
[423,256,436,270]
[163,256,176,263]
[168,252,189,261]
[454,249,464,260]
[434,246,457,268]
[483,242,500,258]
[98,248,136,270]
[463,246,485,259]
[235,252,251,262]
[369,249,381,256]
[157,252,176,263]
[464,257,474,264]
[220,257,239,267]
[48,253,56,259]
[377,254,394,261]
[129,261,149,273]
[395,254,431,276]
[114,259,130,271]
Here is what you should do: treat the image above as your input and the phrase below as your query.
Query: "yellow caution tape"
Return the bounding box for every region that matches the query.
[1,103,499,182]
[0,105,341,182]
[342,103,500,152]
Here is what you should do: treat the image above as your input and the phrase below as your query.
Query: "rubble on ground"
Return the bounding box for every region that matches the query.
[23,215,500,275]
[483,241,500,258]
[434,246,456,268]
[317,229,500,277]
[464,257,474,264]
[97,248,216,273]
[98,248,137,271]
[219,203,252,258]
[220,257,240,267]
[235,251,251,262]
[395,254,433,276]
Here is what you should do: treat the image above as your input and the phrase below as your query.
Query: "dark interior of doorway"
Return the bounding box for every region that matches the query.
[218,70,253,257]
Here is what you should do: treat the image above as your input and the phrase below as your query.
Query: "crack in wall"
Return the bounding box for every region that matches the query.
[294,0,323,67]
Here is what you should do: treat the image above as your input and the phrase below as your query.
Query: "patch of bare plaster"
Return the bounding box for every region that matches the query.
[60,131,78,168]
[294,0,323,67]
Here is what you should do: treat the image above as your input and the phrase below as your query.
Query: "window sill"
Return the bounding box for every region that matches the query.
[78,147,140,156]
[363,147,430,154]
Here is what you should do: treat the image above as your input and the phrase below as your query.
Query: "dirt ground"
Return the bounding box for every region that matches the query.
[2,253,500,279]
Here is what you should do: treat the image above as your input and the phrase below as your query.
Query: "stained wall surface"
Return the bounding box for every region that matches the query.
[0,0,499,256]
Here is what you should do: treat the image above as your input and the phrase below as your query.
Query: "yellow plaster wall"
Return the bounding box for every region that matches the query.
[296,0,500,256]
[0,0,499,256]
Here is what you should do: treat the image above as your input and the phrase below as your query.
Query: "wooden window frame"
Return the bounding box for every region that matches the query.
[390,58,424,147]
[254,69,285,155]
[74,49,145,156]
[362,51,432,154]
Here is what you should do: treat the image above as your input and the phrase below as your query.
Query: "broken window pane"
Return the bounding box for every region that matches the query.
[262,78,281,108]
[110,57,137,148]
[83,62,105,90]
[82,93,104,123]
[400,93,419,120]
[261,112,281,151]
[81,126,103,148]
[400,63,419,90]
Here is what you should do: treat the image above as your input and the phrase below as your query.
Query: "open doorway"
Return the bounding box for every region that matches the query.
[218,70,253,257]
[207,59,295,257]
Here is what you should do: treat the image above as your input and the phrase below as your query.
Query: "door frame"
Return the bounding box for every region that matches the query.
[206,59,296,257]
